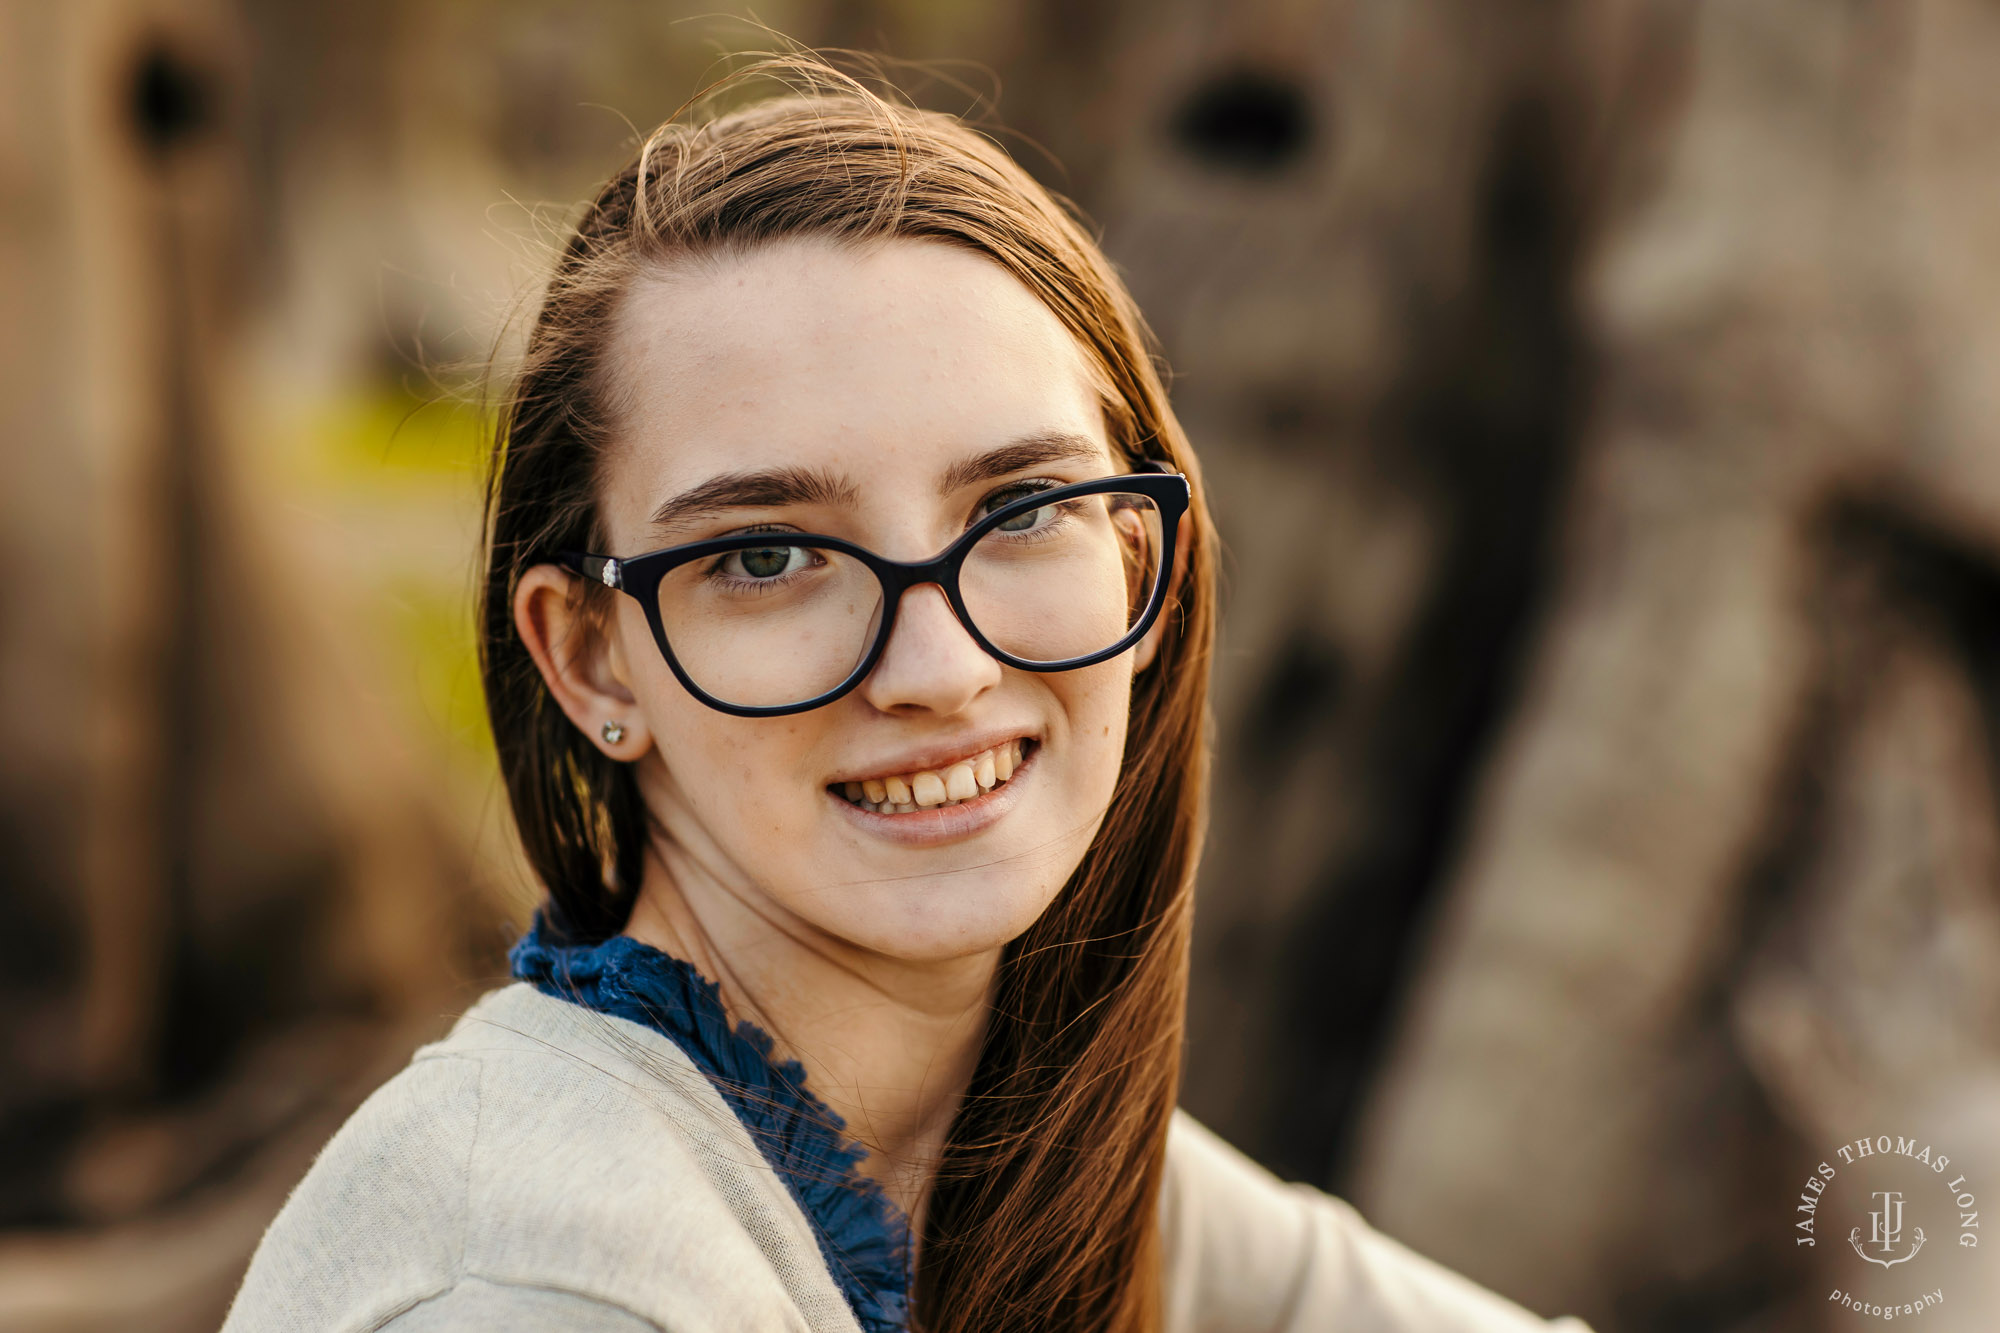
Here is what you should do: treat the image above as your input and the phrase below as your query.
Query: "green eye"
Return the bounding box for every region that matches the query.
[728,545,804,579]
[983,485,1054,530]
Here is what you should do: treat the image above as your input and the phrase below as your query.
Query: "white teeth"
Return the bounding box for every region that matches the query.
[836,740,1033,814]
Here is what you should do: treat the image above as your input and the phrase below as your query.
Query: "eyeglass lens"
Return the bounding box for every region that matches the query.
[652,490,1165,709]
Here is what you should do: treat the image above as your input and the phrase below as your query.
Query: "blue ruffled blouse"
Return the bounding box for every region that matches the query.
[509,914,912,1333]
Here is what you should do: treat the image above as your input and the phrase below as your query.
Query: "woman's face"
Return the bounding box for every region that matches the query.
[525,238,1154,965]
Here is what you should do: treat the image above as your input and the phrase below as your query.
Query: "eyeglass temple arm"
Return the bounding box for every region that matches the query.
[554,550,622,590]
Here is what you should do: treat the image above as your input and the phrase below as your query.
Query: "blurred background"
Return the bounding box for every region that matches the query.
[4,1,1999,1329]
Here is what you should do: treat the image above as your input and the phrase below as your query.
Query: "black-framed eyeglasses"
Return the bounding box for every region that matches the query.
[552,460,1190,717]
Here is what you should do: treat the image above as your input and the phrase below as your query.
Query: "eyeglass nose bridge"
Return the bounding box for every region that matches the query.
[844,532,995,678]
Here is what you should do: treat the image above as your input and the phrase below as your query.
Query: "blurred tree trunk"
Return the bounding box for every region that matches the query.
[1344,3,2000,1330]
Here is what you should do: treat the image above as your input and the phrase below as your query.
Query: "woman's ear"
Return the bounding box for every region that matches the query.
[1133,514,1192,674]
[513,564,651,760]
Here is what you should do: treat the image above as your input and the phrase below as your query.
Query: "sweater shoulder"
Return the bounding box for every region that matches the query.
[226,984,856,1333]
[224,1049,483,1330]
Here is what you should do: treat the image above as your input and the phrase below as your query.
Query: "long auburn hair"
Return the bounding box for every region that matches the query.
[477,56,1217,1333]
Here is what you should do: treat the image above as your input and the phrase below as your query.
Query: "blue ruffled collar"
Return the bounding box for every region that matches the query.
[509,912,912,1333]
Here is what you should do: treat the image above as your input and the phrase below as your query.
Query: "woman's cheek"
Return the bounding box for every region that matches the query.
[1071,670,1135,798]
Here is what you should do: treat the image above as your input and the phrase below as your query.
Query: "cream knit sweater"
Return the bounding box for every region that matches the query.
[222,983,1590,1332]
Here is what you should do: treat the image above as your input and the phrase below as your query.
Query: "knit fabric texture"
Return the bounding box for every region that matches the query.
[510,913,911,1333]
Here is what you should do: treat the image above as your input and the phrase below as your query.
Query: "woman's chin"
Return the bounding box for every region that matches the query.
[806,877,1059,966]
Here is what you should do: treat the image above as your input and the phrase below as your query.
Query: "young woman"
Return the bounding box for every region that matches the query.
[225,62,1592,1333]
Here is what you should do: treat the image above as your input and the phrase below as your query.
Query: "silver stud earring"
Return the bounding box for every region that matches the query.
[601,720,626,745]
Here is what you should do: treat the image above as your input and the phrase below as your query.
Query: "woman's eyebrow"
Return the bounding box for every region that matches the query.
[649,465,859,535]
[934,431,1105,495]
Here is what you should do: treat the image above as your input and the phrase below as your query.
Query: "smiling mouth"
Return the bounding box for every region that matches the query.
[830,739,1036,814]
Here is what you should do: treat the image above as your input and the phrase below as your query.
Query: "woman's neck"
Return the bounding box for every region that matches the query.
[622,863,994,1238]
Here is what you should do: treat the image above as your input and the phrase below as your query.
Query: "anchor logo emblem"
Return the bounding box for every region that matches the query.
[1849,1190,1926,1268]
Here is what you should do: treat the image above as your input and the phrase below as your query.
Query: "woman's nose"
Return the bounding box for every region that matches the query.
[857,583,1002,715]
